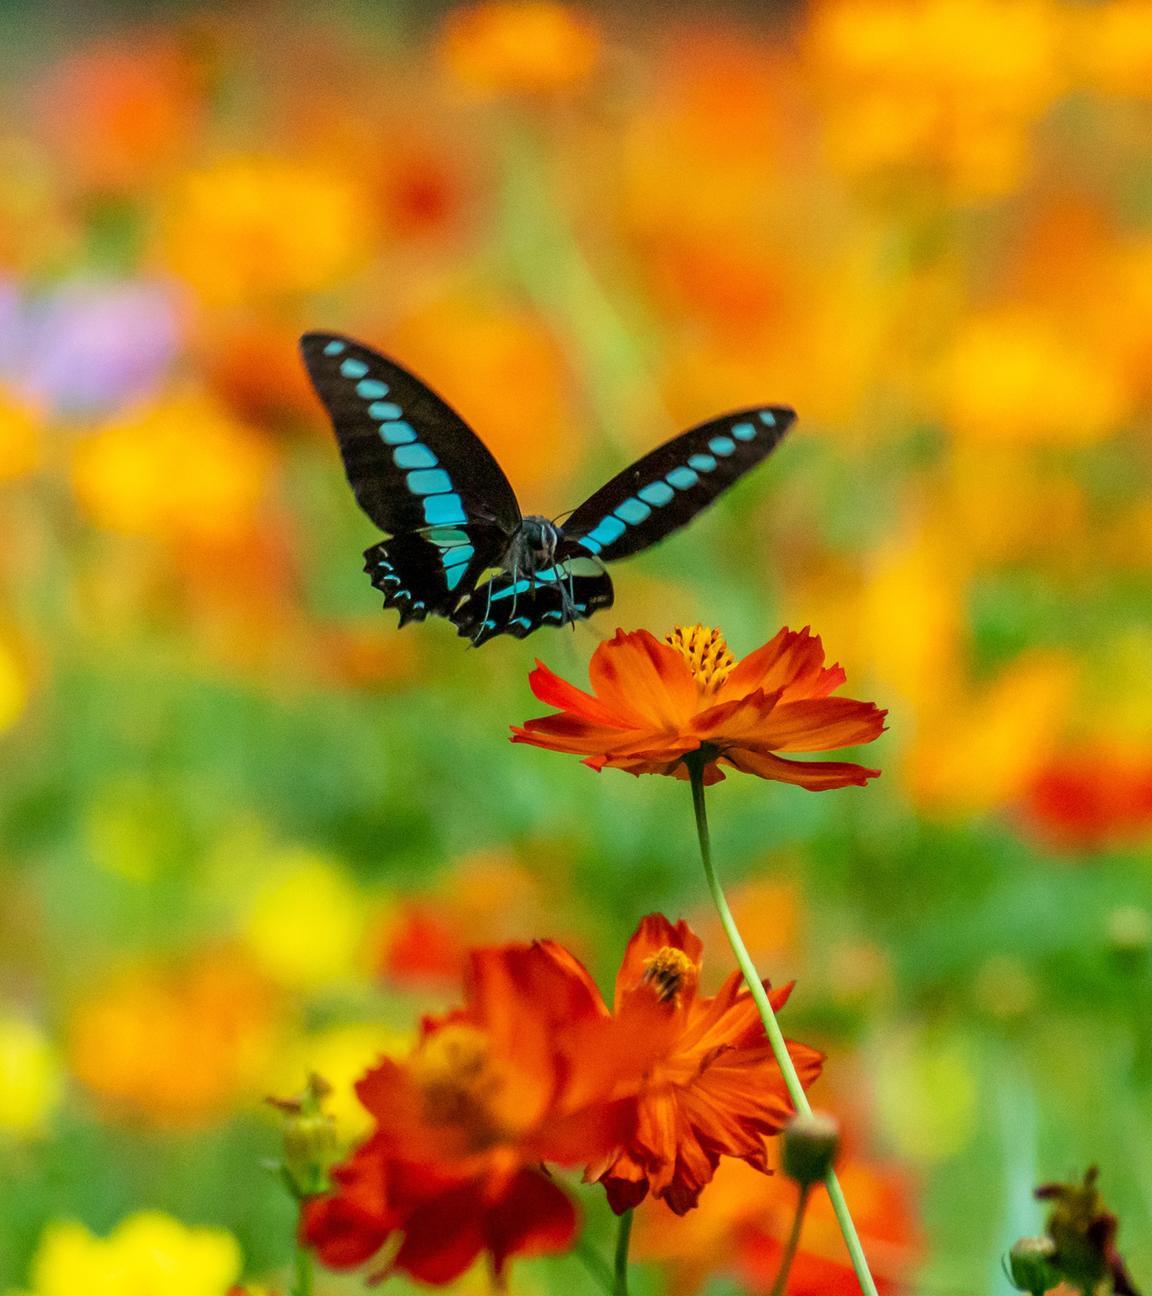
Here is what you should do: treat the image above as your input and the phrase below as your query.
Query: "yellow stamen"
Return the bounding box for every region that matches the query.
[410,1023,504,1145]
[642,946,697,1004]
[665,625,735,692]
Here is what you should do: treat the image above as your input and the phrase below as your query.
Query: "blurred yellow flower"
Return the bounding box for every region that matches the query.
[940,309,1130,443]
[242,850,366,991]
[160,156,370,305]
[440,1,601,95]
[268,1021,411,1142]
[21,1211,241,1296]
[875,1028,978,1162]
[806,0,1066,197]
[0,390,42,480]
[68,952,279,1128]
[72,391,274,545]
[0,1018,63,1137]
[0,633,30,733]
[1076,0,1152,97]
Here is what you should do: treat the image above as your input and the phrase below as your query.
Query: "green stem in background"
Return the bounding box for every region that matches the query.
[293,1238,314,1296]
[613,1209,634,1296]
[685,753,880,1296]
[573,1228,616,1295]
[768,1184,812,1296]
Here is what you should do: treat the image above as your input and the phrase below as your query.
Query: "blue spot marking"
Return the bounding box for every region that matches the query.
[586,515,627,548]
[510,616,532,630]
[491,579,532,603]
[323,340,346,356]
[759,411,777,427]
[443,545,474,568]
[614,497,652,525]
[481,619,496,631]
[393,444,438,470]
[368,401,402,420]
[639,481,675,507]
[578,536,602,555]
[380,573,400,585]
[357,379,390,400]
[379,420,417,445]
[708,436,736,457]
[533,566,566,583]
[423,494,467,526]
[445,565,469,591]
[407,468,453,495]
[667,466,699,491]
[732,421,757,441]
[689,453,718,473]
[544,609,565,622]
[427,528,469,546]
[340,358,369,379]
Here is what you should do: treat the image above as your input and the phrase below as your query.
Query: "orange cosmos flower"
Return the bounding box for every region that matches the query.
[512,625,885,788]
[585,914,822,1215]
[302,939,634,1283]
[440,1,601,97]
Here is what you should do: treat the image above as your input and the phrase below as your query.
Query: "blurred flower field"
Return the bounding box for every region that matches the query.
[1,0,1151,1292]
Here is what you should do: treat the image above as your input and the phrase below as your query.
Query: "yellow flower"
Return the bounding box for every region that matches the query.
[242,849,366,991]
[0,1018,62,1137]
[22,1211,241,1296]
[0,390,42,481]
[72,391,274,545]
[940,309,1130,443]
[439,1,601,96]
[1076,0,1152,98]
[159,156,370,305]
[0,633,30,734]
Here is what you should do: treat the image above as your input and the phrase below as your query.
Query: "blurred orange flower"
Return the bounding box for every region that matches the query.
[586,915,823,1215]
[440,1,601,96]
[68,951,280,1128]
[635,1152,920,1295]
[512,625,885,788]
[33,37,204,191]
[72,390,275,545]
[160,157,370,305]
[0,390,42,481]
[303,939,635,1283]
[1018,746,1152,851]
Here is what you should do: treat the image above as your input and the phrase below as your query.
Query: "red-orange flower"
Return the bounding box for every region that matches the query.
[512,625,886,788]
[585,915,823,1215]
[302,940,633,1283]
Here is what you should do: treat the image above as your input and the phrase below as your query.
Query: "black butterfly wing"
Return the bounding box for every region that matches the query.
[452,566,614,646]
[301,332,521,619]
[560,407,795,563]
[300,332,522,536]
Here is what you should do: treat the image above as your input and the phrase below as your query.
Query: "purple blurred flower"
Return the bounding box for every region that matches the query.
[0,276,184,417]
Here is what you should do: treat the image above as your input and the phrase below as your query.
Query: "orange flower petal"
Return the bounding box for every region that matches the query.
[753,698,889,753]
[589,630,700,730]
[725,749,881,789]
[526,659,631,727]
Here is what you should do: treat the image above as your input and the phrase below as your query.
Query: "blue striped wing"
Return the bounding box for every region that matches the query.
[560,407,795,563]
[301,332,520,619]
[452,567,614,646]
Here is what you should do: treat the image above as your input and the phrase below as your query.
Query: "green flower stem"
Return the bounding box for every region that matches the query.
[686,755,879,1296]
[613,1209,634,1296]
[573,1229,616,1295]
[768,1184,812,1296]
[293,1237,313,1296]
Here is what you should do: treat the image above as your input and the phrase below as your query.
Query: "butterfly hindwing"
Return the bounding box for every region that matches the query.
[451,567,615,646]
[560,407,795,564]
[300,333,522,538]
[364,530,508,624]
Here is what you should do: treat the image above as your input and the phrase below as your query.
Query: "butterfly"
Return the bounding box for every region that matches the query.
[300,332,795,645]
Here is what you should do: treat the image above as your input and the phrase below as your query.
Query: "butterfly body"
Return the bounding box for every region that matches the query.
[300,332,794,645]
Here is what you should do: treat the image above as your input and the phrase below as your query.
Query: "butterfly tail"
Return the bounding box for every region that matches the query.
[363,537,447,627]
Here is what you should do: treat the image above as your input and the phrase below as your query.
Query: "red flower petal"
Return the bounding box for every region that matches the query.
[725,749,881,788]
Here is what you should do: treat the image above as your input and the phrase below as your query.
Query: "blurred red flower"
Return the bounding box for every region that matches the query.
[302,940,633,1283]
[512,625,885,788]
[1018,747,1152,850]
[585,915,822,1215]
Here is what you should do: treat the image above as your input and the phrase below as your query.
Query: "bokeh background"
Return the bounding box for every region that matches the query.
[2,1,1151,1292]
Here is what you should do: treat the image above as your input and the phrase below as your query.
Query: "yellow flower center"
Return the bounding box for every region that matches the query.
[642,946,697,1004]
[665,625,735,693]
[410,1023,505,1146]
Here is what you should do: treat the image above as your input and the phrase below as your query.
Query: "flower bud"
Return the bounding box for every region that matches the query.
[1005,1236,1059,1294]
[267,1073,338,1199]
[781,1110,840,1186]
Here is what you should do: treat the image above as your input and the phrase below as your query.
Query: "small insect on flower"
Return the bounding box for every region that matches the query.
[512,624,886,787]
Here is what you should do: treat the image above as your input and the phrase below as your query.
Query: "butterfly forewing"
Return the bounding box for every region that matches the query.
[560,407,795,564]
[300,333,522,537]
